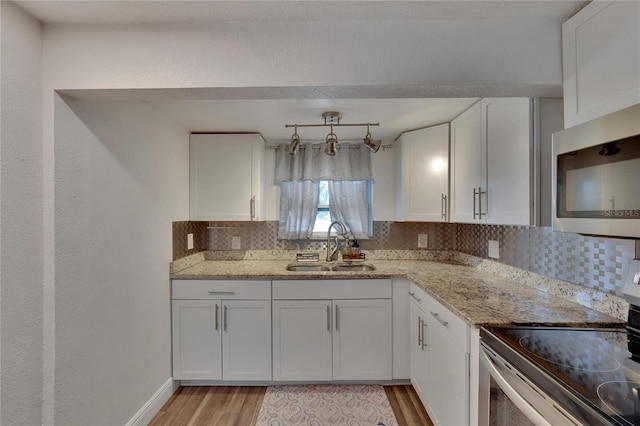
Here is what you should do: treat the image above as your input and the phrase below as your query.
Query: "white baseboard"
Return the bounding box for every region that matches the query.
[126,378,178,426]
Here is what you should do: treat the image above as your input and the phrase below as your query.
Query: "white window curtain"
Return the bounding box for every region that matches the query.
[328,180,371,239]
[274,143,373,239]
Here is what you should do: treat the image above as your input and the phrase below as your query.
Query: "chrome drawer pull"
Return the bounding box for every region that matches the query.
[215,304,219,331]
[327,305,331,332]
[223,305,228,332]
[422,319,428,349]
[430,311,449,328]
[408,291,422,302]
[208,291,235,295]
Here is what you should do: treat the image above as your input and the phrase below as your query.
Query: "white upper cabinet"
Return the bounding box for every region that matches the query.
[451,98,535,226]
[189,133,266,221]
[450,102,484,223]
[396,123,450,222]
[563,0,640,128]
[484,98,533,225]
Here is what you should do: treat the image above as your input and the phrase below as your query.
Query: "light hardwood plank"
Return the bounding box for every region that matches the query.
[150,385,432,426]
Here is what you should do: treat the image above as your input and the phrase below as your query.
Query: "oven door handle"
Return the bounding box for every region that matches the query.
[479,345,553,426]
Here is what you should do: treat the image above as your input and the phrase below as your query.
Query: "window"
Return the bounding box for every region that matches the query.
[313,181,332,234]
[310,180,373,238]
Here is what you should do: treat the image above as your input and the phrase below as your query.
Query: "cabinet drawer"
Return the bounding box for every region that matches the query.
[425,296,469,353]
[172,280,271,300]
[273,279,391,300]
[408,283,429,312]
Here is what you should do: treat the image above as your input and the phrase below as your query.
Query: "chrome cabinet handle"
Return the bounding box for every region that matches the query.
[478,187,486,218]
[430,311,449,328]
[473,187,486,219]
[408,291,422,302]
[422,319,428,349]
[327,305,331,332]
[441,193,447,220]
[418,316,423,347]
[223,305,228,332]
[473,188,478,219]
[250,196,256,220]
[208,291,235,295]
[215,304,219,331]
[335,305,339,331]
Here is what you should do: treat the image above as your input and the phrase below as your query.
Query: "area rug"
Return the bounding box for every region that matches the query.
[255,384,398,426]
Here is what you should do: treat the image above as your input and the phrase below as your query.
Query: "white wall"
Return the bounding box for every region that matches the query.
[43,19,562,91]
[53,97,188,424]
[0,2,43,424]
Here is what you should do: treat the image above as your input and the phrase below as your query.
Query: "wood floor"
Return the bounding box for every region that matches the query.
[149,385,433,426]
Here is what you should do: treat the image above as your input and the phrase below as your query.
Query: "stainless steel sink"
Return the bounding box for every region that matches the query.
[286,264,331,272]
[330,264,376,272]
[285,263,376,272]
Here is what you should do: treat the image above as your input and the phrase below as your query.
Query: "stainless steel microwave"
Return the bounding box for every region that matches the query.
[552,103,640,238]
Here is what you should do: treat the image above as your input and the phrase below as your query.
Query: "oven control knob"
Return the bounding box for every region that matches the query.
[635,270,640,285]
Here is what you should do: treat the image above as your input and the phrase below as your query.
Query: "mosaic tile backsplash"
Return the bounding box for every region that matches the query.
[172,220,637,297]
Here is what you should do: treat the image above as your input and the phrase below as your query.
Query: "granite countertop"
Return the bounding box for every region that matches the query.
[171,251,626,329]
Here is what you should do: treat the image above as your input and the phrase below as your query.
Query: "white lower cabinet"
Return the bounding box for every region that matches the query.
[409,295,428,397]
[332,299,393,380]
[409,283,470,426]
[172,299,222,380]
[272,279,393,382]
[171,280,272,381]
[272,300,333,381]
[425,310,469,426]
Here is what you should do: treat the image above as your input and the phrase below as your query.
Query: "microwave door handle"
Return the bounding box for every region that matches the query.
[479,346,553,426]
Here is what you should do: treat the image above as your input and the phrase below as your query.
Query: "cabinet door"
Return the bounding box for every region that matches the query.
[425,316,469,426]
[396,124,450,222]
[189,133,264,221]
[484,98,532,225]
[332,299,392,380]
[409,299,428,401]
[172,299,221,380]
[563,0,640,127]
[272,300,332,381]
[222,300,272,381]
[451,101,484,223]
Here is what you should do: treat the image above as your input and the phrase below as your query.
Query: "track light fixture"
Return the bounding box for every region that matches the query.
[324,124,338,156]
[289,125,300,155]
[285,111,379,156]
[363,124,382,153]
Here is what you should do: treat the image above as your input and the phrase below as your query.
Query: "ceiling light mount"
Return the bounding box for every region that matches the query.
[322,111,342,125]
[285,111,380,156]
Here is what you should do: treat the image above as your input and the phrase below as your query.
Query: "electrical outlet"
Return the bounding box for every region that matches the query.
[231,235,241,250]
[187,233,194,250]
[418,234,429,248]
[488,240,500,259]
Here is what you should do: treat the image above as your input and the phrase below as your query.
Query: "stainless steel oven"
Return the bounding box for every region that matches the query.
[479,259,640,426]
[552,103,640,238]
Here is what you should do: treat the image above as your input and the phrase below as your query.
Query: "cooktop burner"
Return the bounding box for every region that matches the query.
[597,381,640,426]
[519,334,621,373]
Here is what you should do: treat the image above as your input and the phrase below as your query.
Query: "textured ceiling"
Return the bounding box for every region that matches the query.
[17,0,589,25]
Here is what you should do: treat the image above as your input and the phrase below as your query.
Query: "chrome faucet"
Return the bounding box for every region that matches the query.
[326,221,348,262]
